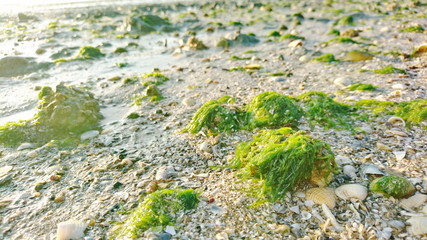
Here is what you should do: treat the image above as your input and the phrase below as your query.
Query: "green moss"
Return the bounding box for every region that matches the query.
[395,99,427,123]
[267,72,292,77]
[328,29,340,35]
[232,129,336,199]
[229,21,243,26]
[312,53,338,63]
[324,37,363,45]
[0,121,33,147]
[134,85,165,105]
[279,34,305,41]
[343,50,374,61]
[228,56,251,61]
[297,91,354,129]
[370,175,415,198]
[267,31,281,37]
[141,72,170,86]
[246,91,303,129]
[347,83,377,91]
[400,26,424,33]
[372,66,406,74]
[181,96,248,135]
[355,99,396,114]
[334,15,354,26]
[116,62,129,68]
[114,189,198,239]
[127,113,140,119]
[76,46,105,59]
[114,47,128,54]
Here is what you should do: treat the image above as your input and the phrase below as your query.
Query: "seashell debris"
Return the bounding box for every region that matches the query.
[399,193,427,211]
[343,165,357,179]
[56,220,87,240]
[321,203,344,232]
[407,216,427,236]
[387,116,405,127]
[393,151,406,161]
[335,184,368,201]
[306,187,336,209]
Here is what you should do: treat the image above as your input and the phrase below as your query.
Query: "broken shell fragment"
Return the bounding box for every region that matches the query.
[306,187,336,209]
[361,164,385,180]
[321,203,343,232]
[399,193,427,211]
[394,151,406,161]
[335,184,368,201]
[407,216,427,236]
[57,220,87,240]
[388,116,406,127]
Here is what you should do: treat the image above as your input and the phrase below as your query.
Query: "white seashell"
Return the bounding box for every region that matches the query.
[301,211,312,220]
[80,130,99,141]
[407,216,427,236]
[57,220,87,240]
[385,129,408,137]
[343,165,357,179]
[399,193,427,211]
[322,204,344,232]
[0,166,13,177]
[17,142,35,151]
[199,141,211,153]
[335,155,352,166]
[361,164,385,179]
[388,220,405,232]
[394,151,406,161]
[377,142,392,151]
[388,116,405,126]
[306,187,336,209]
[335,184,368,201]
[289,206,300,214]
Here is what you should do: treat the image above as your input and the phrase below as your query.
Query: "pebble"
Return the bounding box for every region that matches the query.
[80,130,100,141]
[27,150,38,158]
[333,77,353,88]
[269,77,286,82]
[199,141,212,153]
[392,84,406,90]
[0,165,13,177]
[182,97,196,107]
[165,226,176,235]
[288,40,303,48]
[335,155,352,166]
[17,142,35,151]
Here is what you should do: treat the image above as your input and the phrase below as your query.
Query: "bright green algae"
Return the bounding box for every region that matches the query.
[181,96,247,134]
[372,66,406,74]
[370,175,415,198]
[297,91,354,129]
[114,189,198,239]
[312,53,337,63]
[0,84,102,147]
[141,72,170,86]
[54,46,105,62]
[232,129,336,200]
[347,83,377,91]
[246,91,303,129]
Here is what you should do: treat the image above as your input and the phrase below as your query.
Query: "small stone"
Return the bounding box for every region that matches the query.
[288,40,303,48]
[165,226,176,235]
[274,224,291,234]
[113,182,123,189]
[155,166,177,180]
[182,98,196,107]
[34,181,47,191]
[333,77,353,88]
[17,142,35,151]
[270,77,286,82]
[199,142,211,153]
[54,193,65,203]
[50,175,61,181]
[299,55,310,62]
[392,84,406,90]
[27,150,38,158]
[289,206,300,214]
[0,166,13,177]
[0,174,12,186]
[215,232,229,240]
[335,155,352,165]
[80,130,99,141]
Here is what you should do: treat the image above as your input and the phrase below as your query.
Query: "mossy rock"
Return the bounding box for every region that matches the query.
[343,50,373,61]
[0,84,102,147]
[76,46,105,59]
[113,189,198,239]
[370,175,415,198]
[312,53,337,63]
[182,96,247,134]
[296,91,354,129]
[141,72,170,86]
[123,15,175,34]
[372,66,406,74]
[232,129,336,199]
[334,15,355,26]
[216,33,259,48]
[186,36,208,50]
[279,34,305,41]
[246,91,303,129]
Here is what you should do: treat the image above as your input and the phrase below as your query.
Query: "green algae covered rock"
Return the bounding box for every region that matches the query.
[246,91,303,128]
[182,96,247,135]
[347,83,377,91]
[297,91,354,129]
[372,66,406,74]
[122,15,175,34]
[370,175,416,198]
[312,53,337,63]
[0,84,102,147]
[76,46,105,59]
[113,189,198,239]
[343,50,374,61]
[233,129,336,199]
[216,33,259,48]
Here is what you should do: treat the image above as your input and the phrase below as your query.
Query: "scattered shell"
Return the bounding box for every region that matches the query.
[306,187,336,209]
[385,129,408,137]
[377,142,392,151]
[80,130,99,141]
[27,150,38,158]
[394,151,406,161]
[407,216,427,236]
[288,40,303,48]
[301,211,312,220]
[0,166,13,177]
[399,193,427,211]
[56,220,87,240]
[309,169,333,187]
[182,97,196,107]
[361,164,385,179]
[388,220,405,233]
[388,116,405,126]
[199,141,212,153]
[335,184,368,201]
[17,142,35,151]
[321,203,343,232]
[343,165,357,179]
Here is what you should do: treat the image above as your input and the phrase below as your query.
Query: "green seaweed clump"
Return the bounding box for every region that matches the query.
[297,91,354,129]
[246,91,303,129]
[182,96,247,135]
[233,129,336,199]
[334,15,354,26]
[76,46,105,59]
[312,53,338,63]
[400,26,424,33]
[114,189,198,239]
[279,34,305,41]
[372,66,406,74]
[354,99,395,114]
[134,85,165,104]
[0,84,102,147]
[370,175,415,198]
[141,72,170,86]
[347,83,377,91]
[324,37,363,45]
[395,99,427,123]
